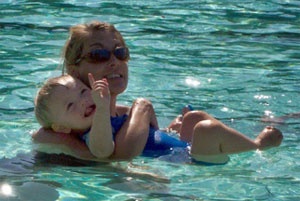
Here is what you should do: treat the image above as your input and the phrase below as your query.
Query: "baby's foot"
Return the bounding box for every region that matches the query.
[181,104,194,117]
[167,105,194,133]
[255,126,283,150]
[177,105,194,123]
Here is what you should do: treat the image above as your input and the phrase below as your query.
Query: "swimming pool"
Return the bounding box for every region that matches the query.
[0,0,299,200]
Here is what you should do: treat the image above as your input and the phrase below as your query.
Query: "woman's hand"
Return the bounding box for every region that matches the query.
[111,98,158,160]
[130,98,159,130]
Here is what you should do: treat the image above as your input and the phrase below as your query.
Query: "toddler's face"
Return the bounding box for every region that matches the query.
[50,77,96,131]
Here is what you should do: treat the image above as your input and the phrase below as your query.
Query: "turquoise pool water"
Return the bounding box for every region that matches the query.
[0,0,299,200]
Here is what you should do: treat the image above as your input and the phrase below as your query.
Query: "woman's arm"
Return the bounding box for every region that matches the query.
[31,128,96,160]
[110,98,157,160]
[262,112,300,124]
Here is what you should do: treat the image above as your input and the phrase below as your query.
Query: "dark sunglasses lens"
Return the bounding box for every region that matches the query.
[114,47,129,60]
[89,49,110,62]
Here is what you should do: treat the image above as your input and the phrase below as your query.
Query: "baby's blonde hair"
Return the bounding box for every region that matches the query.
[34,75,71,128]
[62,21,126,75]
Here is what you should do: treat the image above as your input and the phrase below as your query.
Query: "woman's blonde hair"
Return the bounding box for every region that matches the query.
[62,21,126,75]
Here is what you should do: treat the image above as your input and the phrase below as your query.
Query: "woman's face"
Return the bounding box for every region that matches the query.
[75,30,129,97]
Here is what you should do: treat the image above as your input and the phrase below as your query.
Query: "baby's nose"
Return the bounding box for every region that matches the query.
[81,99,88,107]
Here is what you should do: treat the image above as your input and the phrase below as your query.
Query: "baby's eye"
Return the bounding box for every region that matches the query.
[67,102,74,111]
[81,89,87,94]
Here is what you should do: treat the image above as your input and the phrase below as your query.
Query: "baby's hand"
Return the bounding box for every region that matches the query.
[88,73,110,109]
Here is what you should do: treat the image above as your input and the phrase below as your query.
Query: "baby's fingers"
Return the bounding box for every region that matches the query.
[88,73,95,88]
[93,82,108,97]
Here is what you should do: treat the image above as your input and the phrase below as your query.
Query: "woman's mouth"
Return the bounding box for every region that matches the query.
[105,73,122,79]
[84,104,96,117]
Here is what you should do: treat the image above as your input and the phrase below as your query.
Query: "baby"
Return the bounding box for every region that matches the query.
[35,74,114,159]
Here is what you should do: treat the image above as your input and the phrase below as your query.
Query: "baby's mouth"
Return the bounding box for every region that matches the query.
[84,104,96,117]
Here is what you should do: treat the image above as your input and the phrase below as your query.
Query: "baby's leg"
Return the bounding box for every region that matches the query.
[179,110,213,142]
[254,126,283,149]
[186,113,282,163]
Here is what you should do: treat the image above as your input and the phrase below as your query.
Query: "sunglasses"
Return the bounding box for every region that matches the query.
[75,47,130,64]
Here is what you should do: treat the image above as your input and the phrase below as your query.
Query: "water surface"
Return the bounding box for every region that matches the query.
[0,1,299,200]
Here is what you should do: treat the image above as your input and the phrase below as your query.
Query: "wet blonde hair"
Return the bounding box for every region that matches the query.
[62,21,126,75]
[34,75,72,128]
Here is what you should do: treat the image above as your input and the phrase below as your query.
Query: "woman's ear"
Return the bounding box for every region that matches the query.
[69,66,80,78]
[51,124,71,134]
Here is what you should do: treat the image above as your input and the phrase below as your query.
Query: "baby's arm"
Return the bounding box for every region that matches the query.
[32,128,97,160]
[111,98,157,159]
[87,73,114,159]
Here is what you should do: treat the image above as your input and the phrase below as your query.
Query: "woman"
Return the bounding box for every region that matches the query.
[33,21,160,160]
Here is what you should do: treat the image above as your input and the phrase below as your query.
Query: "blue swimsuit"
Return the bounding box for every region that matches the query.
[81,114,189,157]
[81,114,229,165]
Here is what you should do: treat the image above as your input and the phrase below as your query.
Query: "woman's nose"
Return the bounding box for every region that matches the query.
[107,54,117,69]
